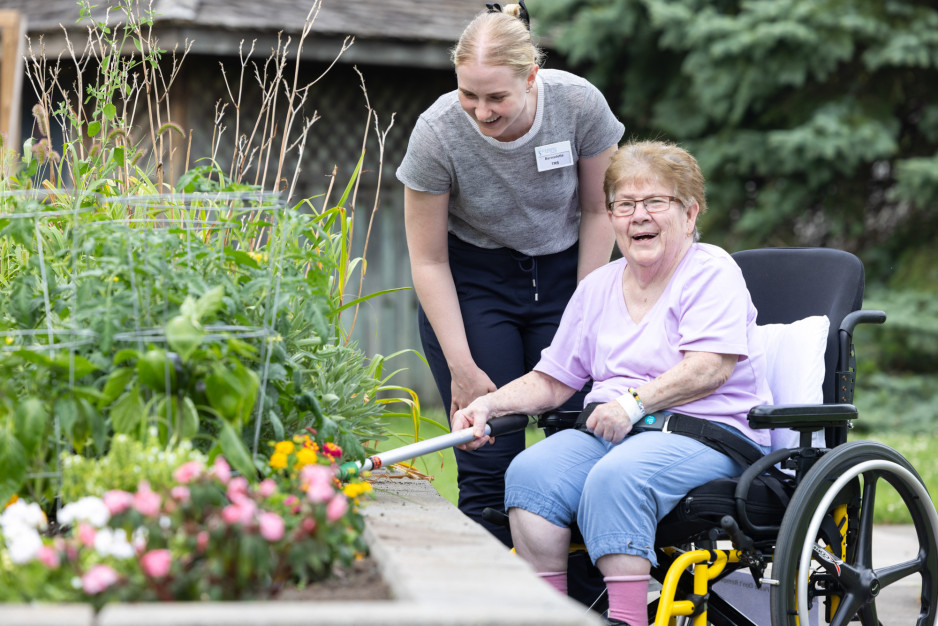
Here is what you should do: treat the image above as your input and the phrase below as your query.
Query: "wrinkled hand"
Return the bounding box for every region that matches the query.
[450,365,497,418]
[451,396,495,451]
[585,401,634,444]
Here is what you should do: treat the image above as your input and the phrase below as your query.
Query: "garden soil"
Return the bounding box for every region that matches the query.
[272,556,392,602]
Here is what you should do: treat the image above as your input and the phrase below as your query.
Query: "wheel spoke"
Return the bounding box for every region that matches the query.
[853,471,878,567]
[856,599,880,626]
[829,591,864,626]
[876,557,924,587]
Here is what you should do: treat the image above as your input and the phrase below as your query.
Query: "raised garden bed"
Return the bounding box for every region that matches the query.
[1,477,599,626]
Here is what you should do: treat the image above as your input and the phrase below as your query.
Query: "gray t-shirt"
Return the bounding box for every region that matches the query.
[396,69,624,256]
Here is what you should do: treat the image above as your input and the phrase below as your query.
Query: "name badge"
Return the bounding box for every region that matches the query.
[535,140,574,172]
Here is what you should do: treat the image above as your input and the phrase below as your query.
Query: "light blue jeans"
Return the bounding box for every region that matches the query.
[504,427,768,566]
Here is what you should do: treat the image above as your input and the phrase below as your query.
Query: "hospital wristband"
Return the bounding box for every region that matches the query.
[628,387,645,415]
[615,392,645,425]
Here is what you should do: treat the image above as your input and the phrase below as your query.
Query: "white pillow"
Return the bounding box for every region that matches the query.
[752,315,829,451]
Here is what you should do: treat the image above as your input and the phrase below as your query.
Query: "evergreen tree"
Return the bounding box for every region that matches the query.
[536,0,938,431]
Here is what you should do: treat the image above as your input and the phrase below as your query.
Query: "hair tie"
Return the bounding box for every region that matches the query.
[518,0,530,30]
[484,2,531,31]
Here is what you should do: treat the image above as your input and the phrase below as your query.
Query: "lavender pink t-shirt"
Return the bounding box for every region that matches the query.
[534,243,772,446]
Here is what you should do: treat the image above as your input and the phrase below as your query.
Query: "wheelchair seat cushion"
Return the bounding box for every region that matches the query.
[753,315,829,450]
[655,475,792,546]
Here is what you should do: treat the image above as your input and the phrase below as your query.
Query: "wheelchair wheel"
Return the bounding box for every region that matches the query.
[770,441,938,626]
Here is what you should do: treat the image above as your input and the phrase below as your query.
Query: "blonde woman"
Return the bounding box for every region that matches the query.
[397,2,624,545]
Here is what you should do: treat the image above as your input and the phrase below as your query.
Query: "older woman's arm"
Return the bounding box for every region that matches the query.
[452,371,576,450]
[587,351,737,444]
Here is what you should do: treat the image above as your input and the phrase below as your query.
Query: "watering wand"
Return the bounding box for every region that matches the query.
[338,413,531,480]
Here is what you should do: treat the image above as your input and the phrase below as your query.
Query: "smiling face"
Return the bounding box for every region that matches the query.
[609,177,700,278]
[455,62,537,142]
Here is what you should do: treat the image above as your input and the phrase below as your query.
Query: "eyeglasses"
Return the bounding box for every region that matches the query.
[606,195,681,217]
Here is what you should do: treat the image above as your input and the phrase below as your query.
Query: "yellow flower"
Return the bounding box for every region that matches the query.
[269,452,289,470]
[274,440,295,455]
[295,447,318,468]
[4,336,13,345]
[343,482,372,499]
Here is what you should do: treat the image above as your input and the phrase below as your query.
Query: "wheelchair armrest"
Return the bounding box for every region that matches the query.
[748,403,858,430]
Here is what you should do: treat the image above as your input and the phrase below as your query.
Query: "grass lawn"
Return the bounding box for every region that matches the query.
[376,408,543,506]
[858,432,938,525]
[377,410,936,525]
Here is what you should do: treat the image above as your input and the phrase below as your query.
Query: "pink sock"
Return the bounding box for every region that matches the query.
[537,570,568,595]
[604,574,651,626]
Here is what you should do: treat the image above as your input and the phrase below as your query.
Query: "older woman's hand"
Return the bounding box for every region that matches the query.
[585,401,634,444]
[451,396,496,451]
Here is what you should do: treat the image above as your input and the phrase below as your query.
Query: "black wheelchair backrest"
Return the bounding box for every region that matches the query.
[731,248,864,406]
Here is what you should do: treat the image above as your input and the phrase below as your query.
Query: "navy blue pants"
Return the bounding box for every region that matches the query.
[418,234,586,546]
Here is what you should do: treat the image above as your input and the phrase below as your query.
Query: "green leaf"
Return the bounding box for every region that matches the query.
[194,285,225,320]
[0,427,28,507]
[180,397,200,440]
[54,396,79,443]
[13,398,48,458]
[87,403,108,455]
[113,349,140,365]
[224,248,261,269]
[206,363,259,426]
[88,120,101,137]
[165,315,204,363]
[100,367,135,407]
[137,348,175,392]
[50,353,99,378]
[155,396,199,443]
[111,389,146,436]
[103,103,117,120]
[267,409,285,441]
[217,421,257,483]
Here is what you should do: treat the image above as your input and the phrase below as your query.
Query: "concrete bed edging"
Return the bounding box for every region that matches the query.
[1,476,601,625]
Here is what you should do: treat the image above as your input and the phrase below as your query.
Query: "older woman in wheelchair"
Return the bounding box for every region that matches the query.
[453,140,938,626]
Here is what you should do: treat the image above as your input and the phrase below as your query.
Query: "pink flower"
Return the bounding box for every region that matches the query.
[299,464,334,487]
[257,479,277,498]
[140,549,172,579]
[301,517,316,534]
[196,531,209,552]
[301,464,335,503]
[82,564,119,594]
[226,476,249,501]
[284,495,300,514]
[77,522,97,548]
[212,456,231,484]
[172,460,204,484]
[307,482,334,503]
[133,482,162,517]
[221,499,256,526]
[221,504,240,525]
[325,495,348,522]
[37,546,60,569]
[170,486,190,502]
[102,490,135,515]
[258,512,285,541]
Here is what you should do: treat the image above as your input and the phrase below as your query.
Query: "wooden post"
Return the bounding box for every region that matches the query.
[0,10,26,152]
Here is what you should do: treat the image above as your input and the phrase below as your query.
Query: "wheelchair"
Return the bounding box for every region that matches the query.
[493,247,938,625]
